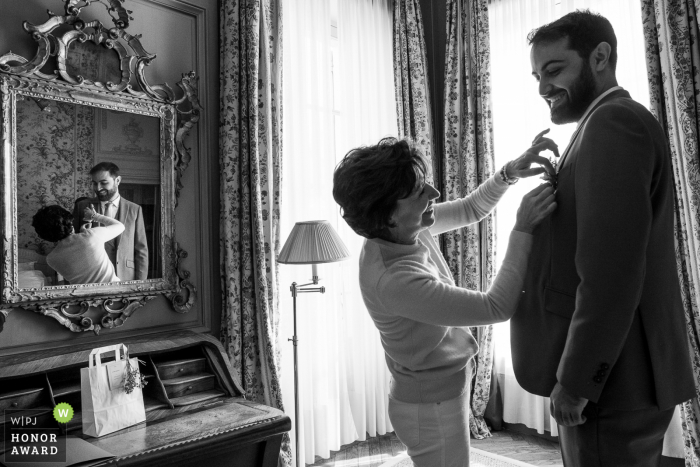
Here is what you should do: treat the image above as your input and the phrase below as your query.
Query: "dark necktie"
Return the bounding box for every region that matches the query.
[104,201,114,219]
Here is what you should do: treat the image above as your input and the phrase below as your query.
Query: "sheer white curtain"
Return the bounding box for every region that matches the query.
[281,0,397,464]
[488,0,650,435]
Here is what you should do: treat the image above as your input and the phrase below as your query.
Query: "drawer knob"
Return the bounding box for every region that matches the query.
[11,402,18,407]
[187,386,192,390]
[179,368,184,372]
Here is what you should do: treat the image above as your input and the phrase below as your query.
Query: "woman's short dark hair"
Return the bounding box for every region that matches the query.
[32,205,73,242]
[528,9,617,71]
[333,137,427,239]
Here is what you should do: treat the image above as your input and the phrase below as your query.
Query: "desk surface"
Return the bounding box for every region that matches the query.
[87,399,289,466]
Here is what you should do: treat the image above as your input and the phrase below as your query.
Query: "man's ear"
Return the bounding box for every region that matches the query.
[591,42,612,72]
[115,175,122,186]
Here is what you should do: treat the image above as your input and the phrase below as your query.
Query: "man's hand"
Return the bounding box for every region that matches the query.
[505,128,560,180]
[550,382,588,427]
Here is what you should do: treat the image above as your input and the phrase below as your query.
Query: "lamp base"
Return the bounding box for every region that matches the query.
[289,279,325,467]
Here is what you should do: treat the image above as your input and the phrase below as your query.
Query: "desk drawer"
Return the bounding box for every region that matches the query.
[156,358,206,379]
[161,373,217,398]
[0,387,45,411]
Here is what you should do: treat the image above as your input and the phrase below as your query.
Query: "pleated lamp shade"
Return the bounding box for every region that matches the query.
[278,220,350,264]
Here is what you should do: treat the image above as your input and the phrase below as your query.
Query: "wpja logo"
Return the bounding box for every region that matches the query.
[53,402,74,424]
[3,406,68,463]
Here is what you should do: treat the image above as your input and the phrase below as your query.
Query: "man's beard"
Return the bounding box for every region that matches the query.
[95,187,117,201]
[550,64,597,124]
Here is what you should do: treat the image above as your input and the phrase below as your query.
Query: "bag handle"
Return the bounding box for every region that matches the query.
[88,343,128,368]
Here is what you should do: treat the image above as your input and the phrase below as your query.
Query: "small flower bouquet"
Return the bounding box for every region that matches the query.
[123,358,148,394]
[542,157,558,190]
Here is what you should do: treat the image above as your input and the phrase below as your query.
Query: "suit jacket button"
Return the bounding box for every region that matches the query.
[594,377,602,383]
[597,370,606,377]
[601,363,609,370]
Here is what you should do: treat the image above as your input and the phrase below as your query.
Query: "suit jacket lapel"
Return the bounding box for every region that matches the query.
[114,201,125,249]
[556,125,584,173]
[557,89,631,173]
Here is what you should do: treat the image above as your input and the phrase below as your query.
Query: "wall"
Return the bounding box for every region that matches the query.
[0,0,221,354]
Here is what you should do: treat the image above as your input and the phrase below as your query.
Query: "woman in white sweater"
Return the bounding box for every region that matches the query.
[32,204,125,284]
[332,135,557,467]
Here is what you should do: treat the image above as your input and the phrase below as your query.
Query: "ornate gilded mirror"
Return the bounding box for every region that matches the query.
[0,0,198,333]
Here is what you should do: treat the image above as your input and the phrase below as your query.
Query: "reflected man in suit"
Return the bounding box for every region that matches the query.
[73,162,149,281]
[510,10,695,467]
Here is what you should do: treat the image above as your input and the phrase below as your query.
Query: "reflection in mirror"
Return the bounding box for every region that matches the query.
[16,95,162,288]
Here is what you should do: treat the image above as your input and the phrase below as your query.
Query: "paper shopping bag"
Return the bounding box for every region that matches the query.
[81,344,146,437]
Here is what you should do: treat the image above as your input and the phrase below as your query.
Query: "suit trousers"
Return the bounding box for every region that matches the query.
[558,403,675,467]
[388,390,470,467]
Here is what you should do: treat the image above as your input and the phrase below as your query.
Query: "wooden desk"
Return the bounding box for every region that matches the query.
[0,331,291,466]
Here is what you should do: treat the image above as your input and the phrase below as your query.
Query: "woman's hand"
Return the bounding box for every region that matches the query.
[83,205,96,223]
[513,183,557,234]
[505,129,559,180]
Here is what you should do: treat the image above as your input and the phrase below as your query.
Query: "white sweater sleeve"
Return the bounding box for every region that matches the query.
[87,214,125,242]
[377,230,532,326]
[430,173,509,235]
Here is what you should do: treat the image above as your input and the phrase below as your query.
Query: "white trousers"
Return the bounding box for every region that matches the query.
[388,390,471,467]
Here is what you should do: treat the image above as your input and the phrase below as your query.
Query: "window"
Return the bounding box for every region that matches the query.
[281,0,396,463]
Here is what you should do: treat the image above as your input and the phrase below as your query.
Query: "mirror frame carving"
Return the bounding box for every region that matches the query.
[0,0,199,334]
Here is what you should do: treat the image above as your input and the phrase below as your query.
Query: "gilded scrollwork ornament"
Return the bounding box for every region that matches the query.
[35,295,156,335]
[165,238,196,314]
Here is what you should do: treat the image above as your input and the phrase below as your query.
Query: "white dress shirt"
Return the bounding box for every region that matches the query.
[101,195,121,219]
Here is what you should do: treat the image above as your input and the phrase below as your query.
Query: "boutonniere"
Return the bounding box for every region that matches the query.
[541,157,558,190]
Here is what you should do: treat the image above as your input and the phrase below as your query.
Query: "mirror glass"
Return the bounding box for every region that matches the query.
[15,95,163,288]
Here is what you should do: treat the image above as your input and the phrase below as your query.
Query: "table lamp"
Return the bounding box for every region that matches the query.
[277,220,351,467]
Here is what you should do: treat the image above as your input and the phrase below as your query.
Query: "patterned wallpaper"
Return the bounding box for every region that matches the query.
[16,97,95,255]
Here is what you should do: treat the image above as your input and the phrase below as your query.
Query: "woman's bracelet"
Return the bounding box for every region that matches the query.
[500,164,519,185]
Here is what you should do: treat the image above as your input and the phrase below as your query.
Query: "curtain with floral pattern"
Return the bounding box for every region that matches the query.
[442,0,496,440]
[393,0,436,185]
[219,1,291,465]
[640,0,700,464]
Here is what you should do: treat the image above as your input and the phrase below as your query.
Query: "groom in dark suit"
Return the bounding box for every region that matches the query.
[73,162,149,281]
[510,10,695,466]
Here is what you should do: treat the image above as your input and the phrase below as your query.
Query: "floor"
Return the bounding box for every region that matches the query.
[308,426,562,467]
[308,432,406,467]
[471,426,563,466]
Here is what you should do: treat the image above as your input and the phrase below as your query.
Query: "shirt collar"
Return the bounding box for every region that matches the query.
[102,195,121,208]
[577,86,623,127]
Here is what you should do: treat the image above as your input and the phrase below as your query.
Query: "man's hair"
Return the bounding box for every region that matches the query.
[528,9,617,71]
[32,205,73,242]
[333,137,428,240]
[90,162,120,178]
